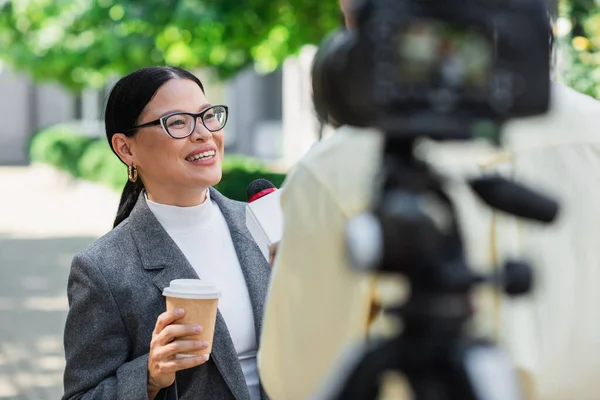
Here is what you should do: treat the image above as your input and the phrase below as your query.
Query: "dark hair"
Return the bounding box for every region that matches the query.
[106,66,205,228]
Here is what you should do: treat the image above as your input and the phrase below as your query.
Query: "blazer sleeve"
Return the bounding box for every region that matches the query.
[62,251,151,400]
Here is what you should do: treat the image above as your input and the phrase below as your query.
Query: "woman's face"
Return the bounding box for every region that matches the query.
[115,78,224,206]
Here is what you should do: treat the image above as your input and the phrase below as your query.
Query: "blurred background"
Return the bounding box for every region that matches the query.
[0,0,597,398]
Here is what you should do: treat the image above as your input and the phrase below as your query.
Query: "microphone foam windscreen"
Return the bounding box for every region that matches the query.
[246,179,276,202]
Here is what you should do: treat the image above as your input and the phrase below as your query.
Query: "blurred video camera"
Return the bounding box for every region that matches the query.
[313,0,552,140]
[311,1,557,399]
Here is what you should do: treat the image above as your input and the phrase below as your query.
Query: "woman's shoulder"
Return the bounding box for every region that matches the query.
[74,218,135,267]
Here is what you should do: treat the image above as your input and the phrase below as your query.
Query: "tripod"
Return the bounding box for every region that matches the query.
[326,137,557,400]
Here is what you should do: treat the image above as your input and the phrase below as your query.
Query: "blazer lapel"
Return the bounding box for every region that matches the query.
[128,193,250,400]
[209,188,272,341]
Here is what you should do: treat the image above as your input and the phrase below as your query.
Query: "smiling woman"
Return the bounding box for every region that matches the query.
[106,69,227,225]
[62,66,271,400]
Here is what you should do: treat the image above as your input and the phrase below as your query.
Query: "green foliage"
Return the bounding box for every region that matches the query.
[560,0,600,99]
[28,124,286,201]
[29,125,96,176]
[0,0,341,90]
[4,0,600,99]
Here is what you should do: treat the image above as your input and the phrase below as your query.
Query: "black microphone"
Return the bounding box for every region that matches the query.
[469,175,559,223]
[247,179,278,203]
[245,179,283,261]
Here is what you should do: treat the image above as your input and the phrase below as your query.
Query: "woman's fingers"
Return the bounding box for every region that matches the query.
[162,340,209,359]
[158,354,209,373]
[157,323,203,345]
[153,308,186,335]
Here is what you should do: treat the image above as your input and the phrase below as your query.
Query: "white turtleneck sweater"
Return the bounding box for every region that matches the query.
[146,191,260,399]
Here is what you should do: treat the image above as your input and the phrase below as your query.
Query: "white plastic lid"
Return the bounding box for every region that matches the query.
[162,279,221,299]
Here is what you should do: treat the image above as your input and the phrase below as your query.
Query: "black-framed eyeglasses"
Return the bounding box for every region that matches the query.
[126,105,229,139]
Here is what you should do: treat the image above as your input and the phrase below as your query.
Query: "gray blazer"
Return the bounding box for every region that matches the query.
[63,188,271,400]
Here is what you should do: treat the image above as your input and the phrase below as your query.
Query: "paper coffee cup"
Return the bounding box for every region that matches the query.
[163,279,221,359]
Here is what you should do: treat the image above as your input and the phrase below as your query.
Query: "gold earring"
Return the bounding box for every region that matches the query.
[128,164,138,183]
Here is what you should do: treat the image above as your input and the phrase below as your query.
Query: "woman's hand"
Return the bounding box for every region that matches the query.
[147,308,209,398]
[268,241,279,267]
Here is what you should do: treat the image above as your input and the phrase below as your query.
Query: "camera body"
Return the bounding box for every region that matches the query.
[312,0,552,141]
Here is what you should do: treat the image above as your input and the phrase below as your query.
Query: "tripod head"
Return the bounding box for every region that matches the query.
[346,136,557,295]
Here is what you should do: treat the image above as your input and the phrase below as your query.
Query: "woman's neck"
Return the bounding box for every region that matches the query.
[145,188,216,231]
[145,186,208,207]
